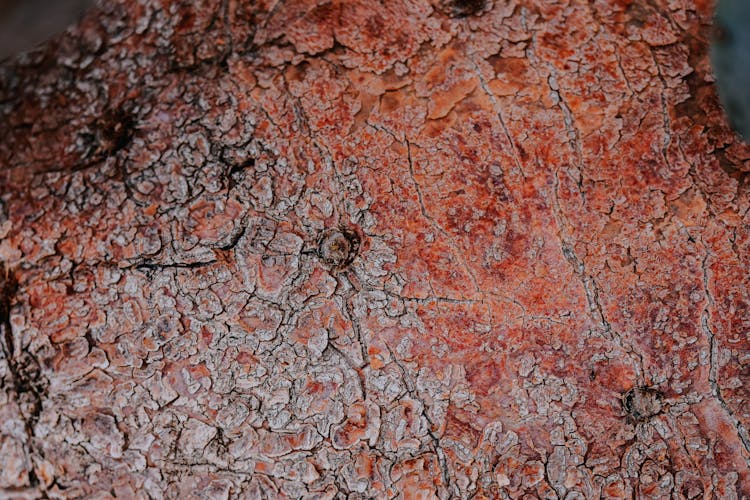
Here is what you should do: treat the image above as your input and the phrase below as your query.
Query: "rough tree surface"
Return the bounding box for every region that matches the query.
[1,0,749,498]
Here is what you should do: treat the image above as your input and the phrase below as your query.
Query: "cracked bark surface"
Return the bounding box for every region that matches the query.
[1,0,749,497]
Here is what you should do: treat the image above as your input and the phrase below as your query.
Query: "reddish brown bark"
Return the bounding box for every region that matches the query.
[1,0,749,497]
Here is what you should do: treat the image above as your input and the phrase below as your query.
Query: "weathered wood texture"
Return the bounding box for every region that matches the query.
[1,0,749,497]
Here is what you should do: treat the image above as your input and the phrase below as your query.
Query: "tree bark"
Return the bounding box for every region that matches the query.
[1,0,749,497]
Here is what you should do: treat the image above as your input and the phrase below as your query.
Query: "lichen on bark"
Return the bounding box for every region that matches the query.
[1,0,750,498]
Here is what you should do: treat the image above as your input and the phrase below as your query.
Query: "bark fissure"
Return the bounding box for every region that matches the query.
[702,251,750,459]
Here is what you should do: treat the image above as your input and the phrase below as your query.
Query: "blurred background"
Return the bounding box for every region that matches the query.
[0,0,94,60]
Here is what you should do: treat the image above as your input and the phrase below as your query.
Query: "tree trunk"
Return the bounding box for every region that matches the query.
[1,0,749,497]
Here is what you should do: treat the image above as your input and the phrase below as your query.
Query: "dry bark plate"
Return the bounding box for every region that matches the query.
[0,0,749,498]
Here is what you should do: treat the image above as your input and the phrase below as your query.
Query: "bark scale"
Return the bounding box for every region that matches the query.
[1,0,749,497]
